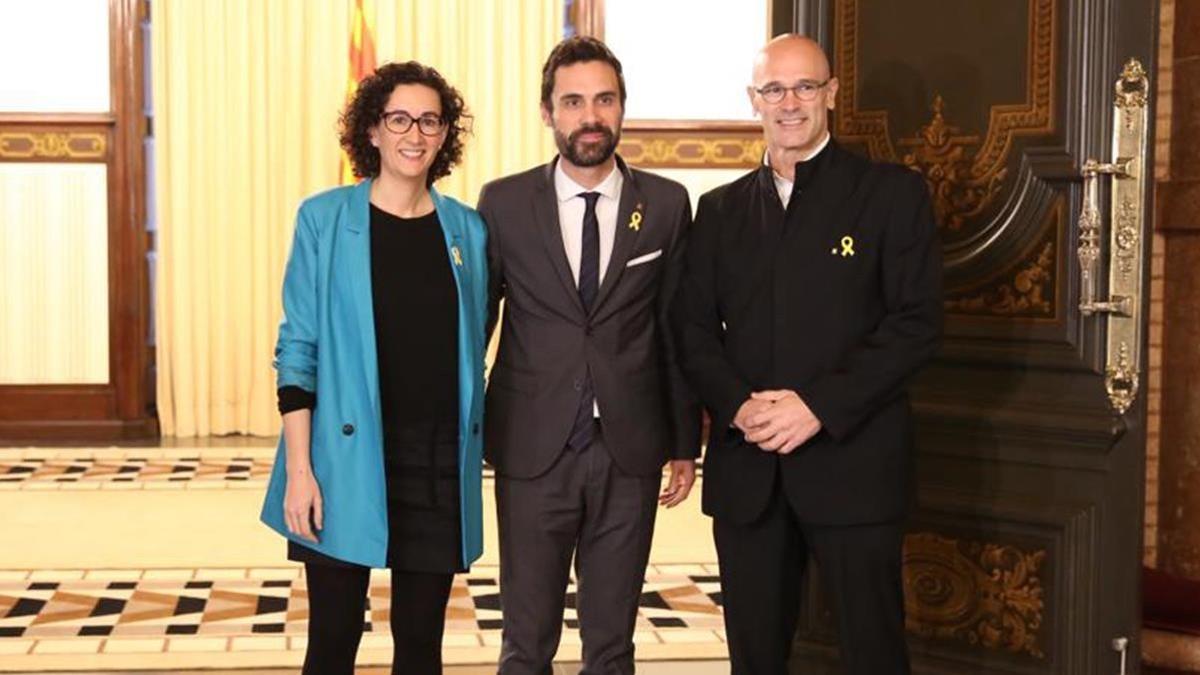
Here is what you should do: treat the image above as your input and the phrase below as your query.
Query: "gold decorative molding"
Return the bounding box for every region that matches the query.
[904,532,1048,659]
[832,0,898,161]
[1106,341,1138,414]
[899,96,1007,231]
[971,0,1055,181]
[619,132,766,168]
[1116,59,1149,131]
[944,239,1054,317]
[944,240,1057,319]
[1114,197,1139,282]
[943,195,1063,319]
[0,131,107,160]
[836,0,1055,229]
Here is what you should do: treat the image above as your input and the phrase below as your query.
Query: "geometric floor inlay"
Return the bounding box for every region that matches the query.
[0,456,272,487]
[0,566,727,665]
[0,453,707,490]
[0,444,724,668]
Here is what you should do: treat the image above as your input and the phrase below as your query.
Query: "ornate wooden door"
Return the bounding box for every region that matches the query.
[790,1,1158,673]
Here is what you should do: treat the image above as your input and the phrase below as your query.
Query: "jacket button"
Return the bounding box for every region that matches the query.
[573,379,582,392]
[342,423,355,436]
[472,422,480,435]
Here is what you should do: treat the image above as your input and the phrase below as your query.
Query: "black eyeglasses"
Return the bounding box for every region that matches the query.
[381,110,446,136]
[754,79,830,104]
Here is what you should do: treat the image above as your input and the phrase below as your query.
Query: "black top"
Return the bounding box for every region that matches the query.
[370,205,459,432]
[278,206,459,425]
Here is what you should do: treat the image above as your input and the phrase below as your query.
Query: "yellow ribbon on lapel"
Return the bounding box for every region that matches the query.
[830,236,855,257]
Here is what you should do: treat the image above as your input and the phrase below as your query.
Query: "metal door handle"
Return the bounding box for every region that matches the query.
[1075,59,1150,415]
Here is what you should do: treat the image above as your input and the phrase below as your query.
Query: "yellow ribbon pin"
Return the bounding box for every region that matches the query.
[831,236,855,257]
[451,246,463,266]
[628,211,643,232]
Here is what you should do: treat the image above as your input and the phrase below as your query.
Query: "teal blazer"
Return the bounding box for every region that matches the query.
[260,180,487,568]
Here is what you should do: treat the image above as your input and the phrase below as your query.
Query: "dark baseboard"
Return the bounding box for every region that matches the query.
[0,417,159,445]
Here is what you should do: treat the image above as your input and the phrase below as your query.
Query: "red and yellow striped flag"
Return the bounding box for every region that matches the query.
[340,0,377,185]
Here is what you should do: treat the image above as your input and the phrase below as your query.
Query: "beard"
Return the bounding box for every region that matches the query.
[554,122,620,167]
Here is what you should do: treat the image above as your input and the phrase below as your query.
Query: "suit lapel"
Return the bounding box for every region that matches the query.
[431,187,474,433]
[591,157,644,317]
[431,186,467,312]
[532,161,586,318]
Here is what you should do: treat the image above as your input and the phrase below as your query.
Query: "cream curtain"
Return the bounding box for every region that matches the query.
[0,164,110,384]
[154,1,562,436]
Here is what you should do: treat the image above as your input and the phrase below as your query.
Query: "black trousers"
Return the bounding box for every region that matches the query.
[302,562,454,675]
[713,478,910,675]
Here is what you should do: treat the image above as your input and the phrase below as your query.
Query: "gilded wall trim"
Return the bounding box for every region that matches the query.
[619,131,766,168]
[0,131,107,161]
[836,0,1056,228]
[904,531,1048,659]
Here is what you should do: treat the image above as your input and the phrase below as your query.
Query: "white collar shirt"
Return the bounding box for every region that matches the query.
[553,160,624,286]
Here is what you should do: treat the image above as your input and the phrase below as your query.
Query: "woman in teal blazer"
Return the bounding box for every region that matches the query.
[259,62,486,675]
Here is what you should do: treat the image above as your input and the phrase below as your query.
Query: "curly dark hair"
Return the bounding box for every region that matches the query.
[540,36,627,111]
[339,61,470,186]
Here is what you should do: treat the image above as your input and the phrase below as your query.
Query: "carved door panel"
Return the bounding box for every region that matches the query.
[791,1,1157,673]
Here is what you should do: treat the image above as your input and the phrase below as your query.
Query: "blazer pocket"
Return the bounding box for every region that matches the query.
[625,249,663,268]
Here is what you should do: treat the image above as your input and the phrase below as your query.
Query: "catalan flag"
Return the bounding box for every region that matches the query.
[341,0,377,185]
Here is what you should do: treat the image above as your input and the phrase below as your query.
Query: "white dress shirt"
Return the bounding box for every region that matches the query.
[765,132,831,207]
[554,160,623,418]
[554,161,623,286]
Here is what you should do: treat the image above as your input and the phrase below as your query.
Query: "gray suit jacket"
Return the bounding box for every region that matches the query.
[478,156,702,478]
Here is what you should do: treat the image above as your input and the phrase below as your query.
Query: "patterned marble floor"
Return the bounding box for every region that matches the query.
[0,450,279,490]
[0,450,704,491]
[0,444,723,670]
[0,565,727,671]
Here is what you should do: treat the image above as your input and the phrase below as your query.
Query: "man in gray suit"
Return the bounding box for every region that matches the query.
[477,36,702,675]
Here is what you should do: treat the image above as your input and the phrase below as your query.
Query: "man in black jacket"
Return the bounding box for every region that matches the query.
[672,35,942,674]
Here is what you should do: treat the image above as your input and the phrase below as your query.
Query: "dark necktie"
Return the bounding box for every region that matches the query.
[577,192,601,310]
[567,191,601,450]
